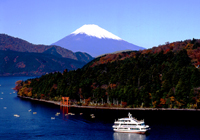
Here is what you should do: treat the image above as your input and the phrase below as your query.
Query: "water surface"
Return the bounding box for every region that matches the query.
[0,76,200,140]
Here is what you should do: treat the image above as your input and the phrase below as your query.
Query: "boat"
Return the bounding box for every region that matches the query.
[55,112,60,116]
[51,117,55,120]
[90,114,95,118]
[14,114,20,117]
[68,113,75,115]
[112,112,150,134]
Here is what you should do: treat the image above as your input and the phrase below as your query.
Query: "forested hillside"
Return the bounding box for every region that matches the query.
[0,50,86,76]
[16,39,200,109]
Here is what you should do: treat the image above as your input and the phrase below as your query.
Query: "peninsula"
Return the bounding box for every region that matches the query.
[15,39,200,110]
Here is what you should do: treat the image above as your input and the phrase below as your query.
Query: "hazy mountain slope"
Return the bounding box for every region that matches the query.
[75,52,94,63]
[0,34,93,63]
[0,50,85,76]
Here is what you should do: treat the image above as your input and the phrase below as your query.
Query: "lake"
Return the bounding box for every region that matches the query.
[0,76,200,140]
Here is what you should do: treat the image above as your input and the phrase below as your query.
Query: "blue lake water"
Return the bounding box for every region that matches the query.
[0,76,200,140]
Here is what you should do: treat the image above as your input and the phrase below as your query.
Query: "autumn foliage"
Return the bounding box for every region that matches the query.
[90,38,200,69]
[16,38,200,109]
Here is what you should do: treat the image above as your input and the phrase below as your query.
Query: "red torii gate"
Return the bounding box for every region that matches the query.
[60,97,69,106]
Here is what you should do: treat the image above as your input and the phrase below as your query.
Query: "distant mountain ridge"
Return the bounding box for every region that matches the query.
[0,34,94,76]
[52,24,145,57]
[0,50,85,76]
[0,34,93,63]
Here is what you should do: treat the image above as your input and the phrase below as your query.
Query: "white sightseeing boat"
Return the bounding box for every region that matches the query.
[112,112,150,134]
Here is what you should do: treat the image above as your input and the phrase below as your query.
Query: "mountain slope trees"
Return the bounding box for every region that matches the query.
[16,39,200,109]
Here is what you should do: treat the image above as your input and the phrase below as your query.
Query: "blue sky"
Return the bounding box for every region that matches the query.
[1,0,200,49]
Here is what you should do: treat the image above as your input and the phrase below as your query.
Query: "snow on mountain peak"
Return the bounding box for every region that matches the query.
[71,24,122,40]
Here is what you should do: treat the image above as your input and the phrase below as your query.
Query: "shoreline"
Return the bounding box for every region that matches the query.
[18,96,200,111]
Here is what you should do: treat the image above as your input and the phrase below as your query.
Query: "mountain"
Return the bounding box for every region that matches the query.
[0,34,93,63]
[0,34,94,76]
[52,24,145,57]
[87,38,200,68]
[16,38,200,109]
[0,50,85,76]
[75,52,94,63]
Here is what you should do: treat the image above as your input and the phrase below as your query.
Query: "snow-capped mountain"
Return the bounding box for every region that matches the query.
[52,24,145,57]
[72,24,122,40]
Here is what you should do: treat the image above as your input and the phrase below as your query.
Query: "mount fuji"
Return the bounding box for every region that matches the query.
[52,24,145,57]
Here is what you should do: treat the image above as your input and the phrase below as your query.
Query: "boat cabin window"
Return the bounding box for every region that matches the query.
[118,120,131,122]
[119,128,128,130]
[121,124,136,126]
[140,123,145,126]
[129,124,136,126]
[130,128,140,130]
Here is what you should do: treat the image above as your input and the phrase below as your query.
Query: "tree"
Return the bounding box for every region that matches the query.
[190,68,200,87]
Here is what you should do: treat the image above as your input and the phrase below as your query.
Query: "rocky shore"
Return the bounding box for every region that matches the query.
[18,96,200,111]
